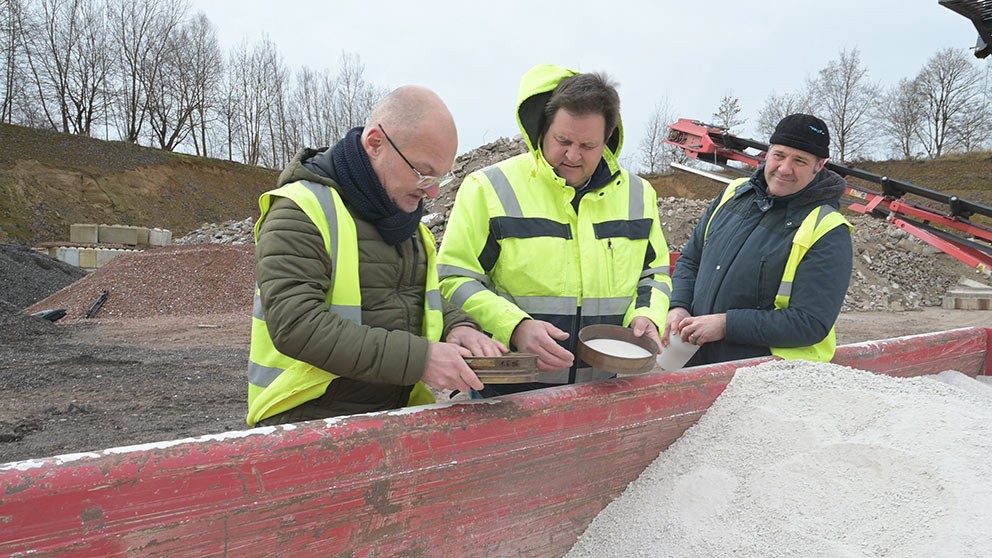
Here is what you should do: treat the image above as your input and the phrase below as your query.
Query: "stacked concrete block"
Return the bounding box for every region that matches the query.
[69,224,99,244]
[50,224,171,269]
[78,248,99,269]
[98,224,140,246]
[55,247,79,266]
[942,276,992,310]
[148,228,173,246]
[51,246,136,269]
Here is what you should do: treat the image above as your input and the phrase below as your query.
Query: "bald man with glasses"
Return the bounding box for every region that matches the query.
[247,86,506,427]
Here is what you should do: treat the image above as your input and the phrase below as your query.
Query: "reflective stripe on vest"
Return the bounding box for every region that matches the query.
[706,179,852,362]
[246,180,442,425]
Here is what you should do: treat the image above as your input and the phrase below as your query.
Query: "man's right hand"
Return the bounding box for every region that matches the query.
[510,319,574,371]
[421,341,484,393]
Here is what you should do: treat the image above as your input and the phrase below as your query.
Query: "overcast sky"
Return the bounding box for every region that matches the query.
[189,1,986,166]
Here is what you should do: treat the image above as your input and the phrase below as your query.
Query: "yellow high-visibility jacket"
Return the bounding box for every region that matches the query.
[437,64,671,384]
[248,180,440,426]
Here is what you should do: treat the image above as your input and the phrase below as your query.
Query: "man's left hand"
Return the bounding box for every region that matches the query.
[446,325,508,357]
[676,313,727,346]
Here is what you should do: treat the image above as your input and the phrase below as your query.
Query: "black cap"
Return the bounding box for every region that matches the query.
[769,114,830,159]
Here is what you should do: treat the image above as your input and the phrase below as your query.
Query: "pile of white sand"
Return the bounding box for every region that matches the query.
[566,360,992,558]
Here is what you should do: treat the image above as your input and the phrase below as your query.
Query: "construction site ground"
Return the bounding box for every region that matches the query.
[2,136,991,465]
[2,305,988,465]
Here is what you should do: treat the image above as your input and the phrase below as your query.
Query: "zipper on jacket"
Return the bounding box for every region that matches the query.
[409,236,418,287]
[606,239,615,287]
[395,236,417,330]
[756,255,767,308]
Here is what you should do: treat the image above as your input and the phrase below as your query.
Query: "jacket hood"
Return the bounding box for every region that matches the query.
[790,167,848,207]
[277,147,335,188]
[515,63,623,176]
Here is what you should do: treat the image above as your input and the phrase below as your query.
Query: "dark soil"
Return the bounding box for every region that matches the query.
[0,243,251,464]
[0,319,247,462]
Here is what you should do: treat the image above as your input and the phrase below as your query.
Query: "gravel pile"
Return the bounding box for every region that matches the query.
[0,244,89,340]
[423,136,528,244]
[0,299,59,341]
[0,243,87,309]
[24,244,254,321]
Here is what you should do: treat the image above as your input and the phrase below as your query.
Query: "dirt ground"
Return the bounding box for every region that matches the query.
[1,307,988,465]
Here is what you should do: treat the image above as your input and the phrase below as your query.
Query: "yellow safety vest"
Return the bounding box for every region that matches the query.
[440,163,670,339]
[247,180,441,426]
[437,159,671,384]
[706,178,853,362]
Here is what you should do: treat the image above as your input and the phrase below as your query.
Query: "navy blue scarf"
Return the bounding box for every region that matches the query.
[328,127,423,246]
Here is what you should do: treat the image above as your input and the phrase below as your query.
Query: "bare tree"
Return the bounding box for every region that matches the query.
[224,35,284,166]
[144,12,221,152]
[876,78,923,159]
[20,0,114,135]
[216,62,242,161]
[639,101,671,174]
[329,52,385,142]
[145,26,192,150]
[1,0,27,123]
[182,12,223,156]
[108,0,187,144]
[952,62,991,152]
[808,48,879,162]
[637,99,690,174]
[756,90,814,140]
[262,60,290,168]
[288,65,335,151]
[711,91,745,133]
[914,47,984,158]
[283,52,385,161]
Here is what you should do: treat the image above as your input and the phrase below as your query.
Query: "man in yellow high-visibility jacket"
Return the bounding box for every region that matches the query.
[437,64,671,397]
[664,114,853,366]
[248,86,506,426]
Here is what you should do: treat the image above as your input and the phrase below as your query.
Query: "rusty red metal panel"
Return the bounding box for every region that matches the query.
[0,370,732,557]
[832,327,990,378]
[1,327,988,557]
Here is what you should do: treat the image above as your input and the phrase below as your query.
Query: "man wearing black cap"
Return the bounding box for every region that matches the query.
[662,113,853,366]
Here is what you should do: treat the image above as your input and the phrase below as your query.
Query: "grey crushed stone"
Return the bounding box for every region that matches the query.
[0,244,88,341]
[0,243,87,309]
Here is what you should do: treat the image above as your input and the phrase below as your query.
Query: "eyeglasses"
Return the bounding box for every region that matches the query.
[377,124,455,189]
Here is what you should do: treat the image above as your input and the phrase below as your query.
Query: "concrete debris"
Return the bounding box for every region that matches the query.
[174,217,255,245]
[942,275,992,310]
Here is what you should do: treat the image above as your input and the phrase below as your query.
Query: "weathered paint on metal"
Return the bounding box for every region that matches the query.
[1,327,988,557]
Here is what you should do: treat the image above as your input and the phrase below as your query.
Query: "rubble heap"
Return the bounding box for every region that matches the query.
[24,244,254,321]
[174,217,255,245]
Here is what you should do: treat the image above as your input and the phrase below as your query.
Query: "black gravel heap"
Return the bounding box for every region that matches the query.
[1,244,87,309]
[0,244,87,340]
